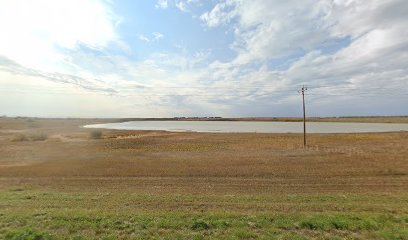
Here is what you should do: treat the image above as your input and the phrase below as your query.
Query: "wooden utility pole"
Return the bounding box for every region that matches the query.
[298,86,308,147]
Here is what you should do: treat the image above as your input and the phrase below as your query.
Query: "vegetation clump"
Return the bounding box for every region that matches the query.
[89,130,103,139]
[5,228,54,240]
[11,133,47,142]
[11,134,28,142]
[191,219,211,230]
[30,134,47,141]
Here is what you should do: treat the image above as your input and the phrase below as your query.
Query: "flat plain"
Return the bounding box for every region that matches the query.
[0,117,407,239]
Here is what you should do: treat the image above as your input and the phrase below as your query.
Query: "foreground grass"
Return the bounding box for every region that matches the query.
[1,188,407,239]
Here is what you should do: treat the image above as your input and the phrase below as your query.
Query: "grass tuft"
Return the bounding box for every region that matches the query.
[30,134,47,141]
[5,228,54,240]
[191,219,210,230]
[11,134,28,142]
[300,214,379,231]
[11,133,47,142]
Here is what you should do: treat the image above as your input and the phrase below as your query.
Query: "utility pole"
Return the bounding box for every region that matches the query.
[298,85,308,147]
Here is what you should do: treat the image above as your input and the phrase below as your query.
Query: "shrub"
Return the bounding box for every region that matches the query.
[11,134,28,142]
[191,219,210,230]
[29,133,47,141]
[11,133,47,142]
[90,130,102,139]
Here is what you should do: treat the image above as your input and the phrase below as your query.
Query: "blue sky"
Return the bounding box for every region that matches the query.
[0,0,407,117]
[111,1,239,72]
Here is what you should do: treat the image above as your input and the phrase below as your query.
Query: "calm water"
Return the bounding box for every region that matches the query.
[84,121,408,133]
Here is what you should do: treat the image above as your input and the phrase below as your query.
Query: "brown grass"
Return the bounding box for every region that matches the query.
[0,117,407,195]
[1,117,407,239]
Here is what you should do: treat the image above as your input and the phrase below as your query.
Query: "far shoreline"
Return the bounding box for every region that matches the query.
[115,116,408,124]
[2,115,408,124]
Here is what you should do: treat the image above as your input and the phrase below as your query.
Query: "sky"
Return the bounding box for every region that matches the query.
[0,0,407,118]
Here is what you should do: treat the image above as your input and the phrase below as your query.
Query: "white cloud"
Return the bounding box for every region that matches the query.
[0,0,120,72]
[139,35,150,42]
[200,0,408,66]
[176,1,188,12]
[201,0,332,64]
[153,32,164,40]
[155,0,168,9]
[200,2,235,27]
[0,0,407,117]
[195,0,408,116]
[139,32,164,43]
[174,0,201,13]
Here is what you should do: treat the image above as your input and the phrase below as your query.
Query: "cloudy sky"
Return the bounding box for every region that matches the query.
[0,0,407,118]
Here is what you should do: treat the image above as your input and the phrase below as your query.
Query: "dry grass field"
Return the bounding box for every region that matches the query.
[0,117,407,239]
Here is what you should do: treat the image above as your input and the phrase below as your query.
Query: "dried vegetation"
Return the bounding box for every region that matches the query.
[0,117,407,239]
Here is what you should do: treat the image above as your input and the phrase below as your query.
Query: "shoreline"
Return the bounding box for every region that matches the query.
[83,120,408,134]
[3,115,408,124]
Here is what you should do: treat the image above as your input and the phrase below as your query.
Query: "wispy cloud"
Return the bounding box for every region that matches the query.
[139,35,150,43]
[176,1,188,12]
[155,0,168,9]
[0,0,407,117]
[153,32,164,40]
[0,56,117,94]
[139,32,164,43]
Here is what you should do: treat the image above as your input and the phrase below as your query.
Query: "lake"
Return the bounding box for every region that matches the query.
[84,121,408,133]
